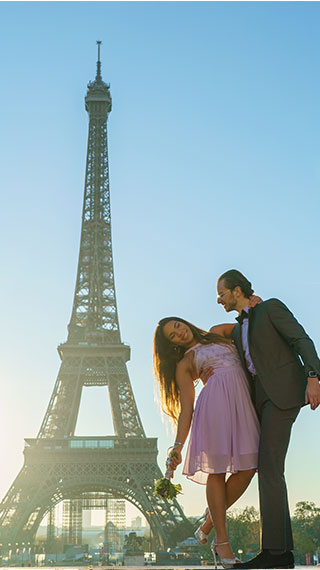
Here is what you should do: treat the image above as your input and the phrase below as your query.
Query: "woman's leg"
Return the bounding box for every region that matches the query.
[226,468,256,508]
[206,473,234,559]
[200,469,256,537]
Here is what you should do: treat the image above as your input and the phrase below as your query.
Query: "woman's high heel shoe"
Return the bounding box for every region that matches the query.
[194,525,209,544]
[194,507,210,544]
[211,539,241,569]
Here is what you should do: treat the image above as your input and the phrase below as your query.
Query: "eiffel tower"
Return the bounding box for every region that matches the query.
[0,43,192,557]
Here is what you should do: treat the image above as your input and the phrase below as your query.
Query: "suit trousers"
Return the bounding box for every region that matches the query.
[252,376,301,551]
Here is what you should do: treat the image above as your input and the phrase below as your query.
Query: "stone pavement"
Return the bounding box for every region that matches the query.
[0,566,311,570]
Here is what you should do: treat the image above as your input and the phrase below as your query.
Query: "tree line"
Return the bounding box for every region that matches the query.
[188,501,320,564]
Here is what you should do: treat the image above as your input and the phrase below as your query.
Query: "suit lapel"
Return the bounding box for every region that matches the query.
[247,306,256,343]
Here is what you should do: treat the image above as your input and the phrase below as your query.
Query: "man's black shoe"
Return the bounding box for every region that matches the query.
[232,550,294,569]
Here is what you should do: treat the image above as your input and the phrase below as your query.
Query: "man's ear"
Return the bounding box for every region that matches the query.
[233,285,243,298]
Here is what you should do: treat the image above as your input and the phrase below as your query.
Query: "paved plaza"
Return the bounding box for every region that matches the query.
[3,564,317,570]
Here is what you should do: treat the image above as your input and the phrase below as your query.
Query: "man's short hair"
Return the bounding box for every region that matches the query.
[218,269,254,298]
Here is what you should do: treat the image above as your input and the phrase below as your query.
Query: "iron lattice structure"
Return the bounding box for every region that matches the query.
[0,44,192,555]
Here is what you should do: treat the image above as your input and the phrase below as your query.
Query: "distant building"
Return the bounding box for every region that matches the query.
[105,499,126,551]
[131,516,142,529]
[83,510,92,529]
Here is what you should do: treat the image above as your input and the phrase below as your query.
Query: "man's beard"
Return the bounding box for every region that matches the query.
[225,297,237,312]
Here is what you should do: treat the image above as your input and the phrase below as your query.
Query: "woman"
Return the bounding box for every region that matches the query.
[153,316,260,568]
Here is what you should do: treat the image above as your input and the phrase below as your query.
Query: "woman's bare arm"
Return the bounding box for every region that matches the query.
[210,323,236,338]
[210,297,262,338]
[169,359,195,471]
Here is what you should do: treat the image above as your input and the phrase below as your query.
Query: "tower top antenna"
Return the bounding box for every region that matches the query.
[85,39,111,111]
[96,40,102,81]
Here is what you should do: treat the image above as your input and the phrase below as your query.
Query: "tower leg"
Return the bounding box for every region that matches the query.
[46,506,56,555]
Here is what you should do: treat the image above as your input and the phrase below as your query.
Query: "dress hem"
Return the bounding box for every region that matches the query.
[184,463,258,485]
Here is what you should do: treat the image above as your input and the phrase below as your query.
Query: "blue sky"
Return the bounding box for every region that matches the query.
[0,1,320,525]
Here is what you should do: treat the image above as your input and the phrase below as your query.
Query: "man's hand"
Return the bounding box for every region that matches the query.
[305,378,320,410]
[199,366,215,384]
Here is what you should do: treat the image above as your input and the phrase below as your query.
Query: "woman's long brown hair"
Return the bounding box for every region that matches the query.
[153,317,231,423]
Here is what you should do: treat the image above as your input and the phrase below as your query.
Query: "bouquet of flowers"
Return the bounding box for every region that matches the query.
[154,448,183,501]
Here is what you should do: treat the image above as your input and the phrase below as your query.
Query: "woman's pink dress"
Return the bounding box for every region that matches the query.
[183,342,260,484]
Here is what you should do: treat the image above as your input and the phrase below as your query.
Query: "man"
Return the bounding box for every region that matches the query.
[215,269,320,569]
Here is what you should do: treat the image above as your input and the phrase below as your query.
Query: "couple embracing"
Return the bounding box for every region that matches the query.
[153,270,320,569]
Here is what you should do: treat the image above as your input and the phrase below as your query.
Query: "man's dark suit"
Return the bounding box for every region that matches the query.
[232,298,320,551]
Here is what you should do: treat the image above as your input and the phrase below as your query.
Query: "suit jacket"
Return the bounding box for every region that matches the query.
[232,298,320,409]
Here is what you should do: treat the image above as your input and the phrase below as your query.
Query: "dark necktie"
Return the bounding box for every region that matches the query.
[236,309,248,325]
